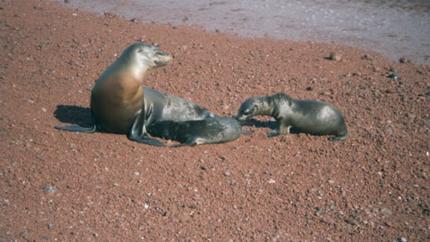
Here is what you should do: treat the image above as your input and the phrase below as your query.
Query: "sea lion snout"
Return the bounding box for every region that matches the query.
[131,42,173,67]
[235,108,250,121]
[236,97,260,121]
[153,50,172,66]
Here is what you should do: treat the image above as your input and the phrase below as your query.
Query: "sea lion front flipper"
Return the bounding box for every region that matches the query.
[54,124,96,133]
[128,108,165,147]
[267,129,280,137]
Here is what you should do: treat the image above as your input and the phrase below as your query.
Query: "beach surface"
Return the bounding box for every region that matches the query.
[57,0,430,64]
[0,0,429,241]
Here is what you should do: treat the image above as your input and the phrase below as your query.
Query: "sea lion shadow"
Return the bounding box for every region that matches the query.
[241,119,301,134]
[54,105,92,127]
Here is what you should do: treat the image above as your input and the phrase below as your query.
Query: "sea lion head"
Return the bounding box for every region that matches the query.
[236,97,263,121]
[124,42,173,69]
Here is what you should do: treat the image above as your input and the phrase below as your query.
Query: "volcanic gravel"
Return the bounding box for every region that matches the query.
[0,0,429,241]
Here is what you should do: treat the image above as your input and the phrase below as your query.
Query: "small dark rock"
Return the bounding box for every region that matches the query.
[387,71,399,81]
[399,57,410,63]
[43,184,57,193]
[104,12,115,18]
[393,237,407,242]
[362,54,372,60]
[345,217,358,225]
[305,86,313,91]
[155,207,167,216]
[326,52,342,61]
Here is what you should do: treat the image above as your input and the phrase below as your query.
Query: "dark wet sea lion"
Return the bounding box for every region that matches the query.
[127,88,215,145]
[141,88,214,125]
[236,93,348,141]
[147,117,242,146]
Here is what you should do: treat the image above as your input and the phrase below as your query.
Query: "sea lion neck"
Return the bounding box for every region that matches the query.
[257,96,276,117]
[114,53,151,83]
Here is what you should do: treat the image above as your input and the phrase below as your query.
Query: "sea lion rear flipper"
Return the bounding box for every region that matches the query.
[128,134,165,147]
[54,124,96,133]
[328,133,348,141]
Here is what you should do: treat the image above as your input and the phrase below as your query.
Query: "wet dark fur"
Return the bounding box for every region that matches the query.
[237,92,348,141]
[147,117,241,145]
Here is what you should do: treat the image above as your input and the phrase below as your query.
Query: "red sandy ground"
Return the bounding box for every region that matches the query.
[0,0,429,241]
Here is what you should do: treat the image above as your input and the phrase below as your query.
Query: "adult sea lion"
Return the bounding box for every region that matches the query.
[55,42,173,146]
[236,93,348,141]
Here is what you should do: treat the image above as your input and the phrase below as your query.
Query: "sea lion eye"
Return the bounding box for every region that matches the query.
[243,109,251,115]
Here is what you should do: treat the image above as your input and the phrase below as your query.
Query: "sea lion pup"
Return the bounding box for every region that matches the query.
[147,117,242,146]
[55,42,173,146]
[141,88,214,124]
[236,93,348,141]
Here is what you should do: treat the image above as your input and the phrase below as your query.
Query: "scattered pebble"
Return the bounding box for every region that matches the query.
[268,178,276,184]
[393,237,407,242]
[327,52,342,61]
[223,170,231,176]
[199,165,207,171]
[43,184,57,193]
[399,57,410,63]
[362,54,372,60]
[47,223,54,229]
[345,217,358,225]
[381,207,392,216]
[387,70,399,81]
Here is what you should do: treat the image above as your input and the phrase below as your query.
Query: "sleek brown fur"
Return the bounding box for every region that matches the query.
[55,42,172,146]
[91,42,172,134]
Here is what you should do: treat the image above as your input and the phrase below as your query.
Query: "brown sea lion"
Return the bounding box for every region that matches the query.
[55,42,173,146]
[236,93,348,141]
